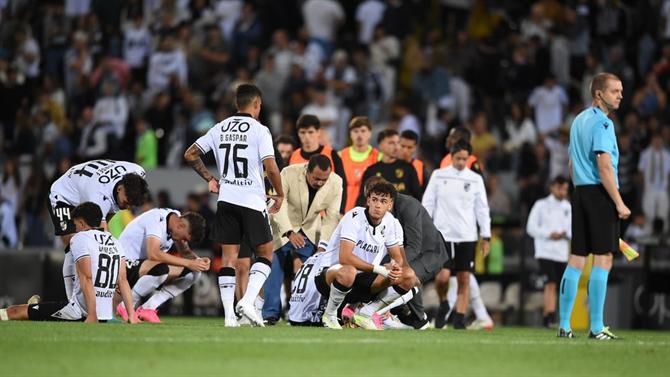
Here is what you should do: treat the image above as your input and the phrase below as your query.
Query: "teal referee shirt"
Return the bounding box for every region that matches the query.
[569,106,619,188]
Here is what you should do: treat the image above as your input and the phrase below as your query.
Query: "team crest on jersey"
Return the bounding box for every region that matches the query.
[60,221,68,231]
[395,169,404,178]
[464,182,471,192]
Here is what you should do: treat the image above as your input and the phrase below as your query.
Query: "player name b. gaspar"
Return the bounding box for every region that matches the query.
[355,240,379,254]
[220,134,247,142]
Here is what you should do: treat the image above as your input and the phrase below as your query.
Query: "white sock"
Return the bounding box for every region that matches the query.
[131,273,168,308]
[240,261,271,306]
[360,286,407,316]
[142,271,200,310]
[218,274,236,321]
[63,252,75,301]
[376,287,418,315]
[0,308,8,321]
[254,296,264,312]
[324,282,351,317]
[446,276,458,319]
[469,275,492,322]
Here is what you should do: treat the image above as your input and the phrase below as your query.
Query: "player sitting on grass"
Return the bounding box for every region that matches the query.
[1,202,138,324]
[315,181,418,330]
[115,208,209,323]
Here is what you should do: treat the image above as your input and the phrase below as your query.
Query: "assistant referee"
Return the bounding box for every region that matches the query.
[558,72,630,340]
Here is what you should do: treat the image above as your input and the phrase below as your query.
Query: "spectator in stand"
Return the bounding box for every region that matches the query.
[528,74,568,136]
[147,32,187,93]
[302,0,344,58]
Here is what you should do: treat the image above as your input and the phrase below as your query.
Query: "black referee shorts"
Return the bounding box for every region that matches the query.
[572,185,620,256]
[212,201,272,248]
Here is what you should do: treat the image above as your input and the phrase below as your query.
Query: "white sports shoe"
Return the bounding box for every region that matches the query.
[382,313,412,330]
[466,319,494,331]
[322,314,342,330]
[353,313,382,330]
[224,318,240,327]
[27,295,41,305]
[236,302,265,327]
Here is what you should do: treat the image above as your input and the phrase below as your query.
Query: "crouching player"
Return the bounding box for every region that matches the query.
[315,181,418,330]
[115,208,209,323]
[0,202,138,324]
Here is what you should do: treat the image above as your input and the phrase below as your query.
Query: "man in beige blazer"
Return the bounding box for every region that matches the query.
[263,155,343,323]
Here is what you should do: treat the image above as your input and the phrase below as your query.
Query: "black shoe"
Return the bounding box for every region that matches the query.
[589,327,618,340]
[557,328,575,338]
[263,317,279,326]
[435,301,450,329]
[452,312,466,330]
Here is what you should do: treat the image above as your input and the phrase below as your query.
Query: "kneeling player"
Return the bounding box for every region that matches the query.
[116,208,209,323]
[316,181,418,329]
[1,202,138,324]
[287,252,330,326]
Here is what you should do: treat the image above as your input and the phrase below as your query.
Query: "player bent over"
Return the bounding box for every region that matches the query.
[0,203,138,324]
[115,208,209,323]
[315,181,418,330]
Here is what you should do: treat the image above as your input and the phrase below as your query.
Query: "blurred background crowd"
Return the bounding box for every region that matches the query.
[0,0,669,279]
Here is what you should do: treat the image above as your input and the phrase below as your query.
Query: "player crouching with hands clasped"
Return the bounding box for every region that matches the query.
[316,181,418,330]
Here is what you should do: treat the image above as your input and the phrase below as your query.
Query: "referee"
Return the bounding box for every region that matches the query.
[559,72,630,340]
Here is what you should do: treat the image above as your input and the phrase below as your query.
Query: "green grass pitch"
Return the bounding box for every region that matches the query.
[1,317,668,376]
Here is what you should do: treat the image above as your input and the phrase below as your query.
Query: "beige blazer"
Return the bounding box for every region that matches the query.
[271,163,343,250]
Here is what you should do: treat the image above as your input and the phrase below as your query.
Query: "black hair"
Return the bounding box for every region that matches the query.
[297,114,320,131]
[450,139,472,155]
[377,128,399,144]
[72,202,103,227]
[121,173,149,207]
[235,83,262,109]
[363,176,387,195]
[182,212,206,244]
[400,130,419,143]
[551,175,569,186]
[366,181,397,202]
[307,154,331,172]
[275,134,296,147]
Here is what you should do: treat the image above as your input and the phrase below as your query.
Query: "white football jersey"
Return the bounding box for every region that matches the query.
[119,208,180,261]
[287,252,329,324]
[322,207,402,267]
[194,114,275,211]
[49,159,146,216]
[70,229,125,321]
[422,166,491,243]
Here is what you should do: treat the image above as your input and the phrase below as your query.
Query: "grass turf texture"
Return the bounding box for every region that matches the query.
[1,317,668,377]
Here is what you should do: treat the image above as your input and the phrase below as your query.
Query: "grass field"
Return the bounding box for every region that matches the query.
[1,317,668,377]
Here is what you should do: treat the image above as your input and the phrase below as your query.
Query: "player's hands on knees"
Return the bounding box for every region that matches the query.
[208,178,220,194]
[267,195,283,214]
[387,260,402,282]
[189,258,210,272]
[480,240,490,258]
[288,232,306,249]
[616,202,631,219]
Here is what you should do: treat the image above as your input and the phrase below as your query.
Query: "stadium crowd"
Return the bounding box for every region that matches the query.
[0,0,669,325]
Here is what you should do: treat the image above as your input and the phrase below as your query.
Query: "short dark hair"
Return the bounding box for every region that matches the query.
[349,116,372,131]
[364,176,387,195]
[235,84,262,109]
[182,212,206,244]
[400,130,419,143]
[450,140,472,155]
[72,202,103,228]
[297,114,320,131]
[121,173,149,207]
[449,126,471,143]
[366,180,397,202]
[377,128,399,144]
[307,154,331,172]
[275,134,296,147]
[551,175,569,186]
[590,72,621,98]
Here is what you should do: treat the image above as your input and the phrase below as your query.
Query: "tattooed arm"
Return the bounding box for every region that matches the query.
[184,143,219,193]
